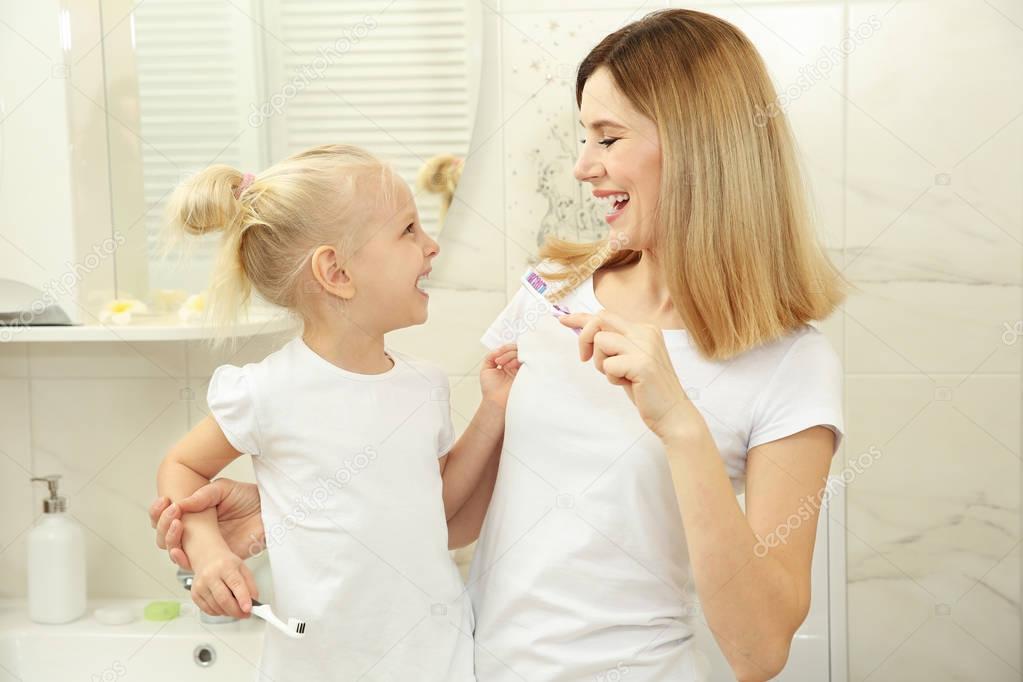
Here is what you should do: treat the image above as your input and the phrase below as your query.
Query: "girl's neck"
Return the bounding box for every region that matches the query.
[302,322,393,375]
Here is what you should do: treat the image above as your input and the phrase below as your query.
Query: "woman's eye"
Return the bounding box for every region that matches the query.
[598,137,619,148]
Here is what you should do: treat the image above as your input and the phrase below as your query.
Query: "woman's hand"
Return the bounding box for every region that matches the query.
[149,479,264,570]
[559,312,705,444]
[479,343,521,408]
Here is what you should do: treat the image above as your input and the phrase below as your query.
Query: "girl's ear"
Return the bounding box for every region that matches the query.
[310,245,355,300]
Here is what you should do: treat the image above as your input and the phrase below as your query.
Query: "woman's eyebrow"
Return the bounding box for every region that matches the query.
[579,118,626,130]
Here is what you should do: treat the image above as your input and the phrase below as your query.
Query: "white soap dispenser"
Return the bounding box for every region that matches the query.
[28,475,86,623]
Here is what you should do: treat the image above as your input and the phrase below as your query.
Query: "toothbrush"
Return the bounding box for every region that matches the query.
[520,270,582,335]
[250,599,307,639]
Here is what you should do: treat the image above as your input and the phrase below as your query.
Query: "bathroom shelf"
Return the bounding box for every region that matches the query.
[0,313,299,343]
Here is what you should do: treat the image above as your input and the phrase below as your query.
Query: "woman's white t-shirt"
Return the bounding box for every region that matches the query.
[469,266,844,682]
[207,336,475,682]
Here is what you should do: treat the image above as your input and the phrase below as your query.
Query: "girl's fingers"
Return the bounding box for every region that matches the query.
[223,567,252,615]
[210,579,243,619]
[192,592,210,615]
[494,350,517,367]
[196,589,220,616]
[242,563,260,608]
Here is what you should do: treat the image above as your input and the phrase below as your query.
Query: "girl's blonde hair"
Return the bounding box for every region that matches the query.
[166,144,389,342]
[540,8,851,361]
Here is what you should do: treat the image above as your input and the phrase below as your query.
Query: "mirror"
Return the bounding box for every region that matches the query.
[98,0,482,306]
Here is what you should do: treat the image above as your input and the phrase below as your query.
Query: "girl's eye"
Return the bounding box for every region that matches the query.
[404,223,415,235]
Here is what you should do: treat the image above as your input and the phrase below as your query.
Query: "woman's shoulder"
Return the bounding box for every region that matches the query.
[726,323,840,378]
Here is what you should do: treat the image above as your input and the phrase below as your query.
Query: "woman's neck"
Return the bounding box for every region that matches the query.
[597,249,685,329]
[302,318,393,375]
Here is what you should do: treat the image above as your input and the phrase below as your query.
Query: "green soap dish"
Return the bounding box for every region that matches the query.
[143,600,181,621]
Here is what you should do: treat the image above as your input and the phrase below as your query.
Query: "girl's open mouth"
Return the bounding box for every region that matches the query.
[416,270,430,298]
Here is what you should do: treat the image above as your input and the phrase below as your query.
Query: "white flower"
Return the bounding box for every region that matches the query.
[100,299,149,326]
[178,293,206,323]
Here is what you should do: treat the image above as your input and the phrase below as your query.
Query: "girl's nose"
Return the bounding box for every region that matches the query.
[424,233,440,258]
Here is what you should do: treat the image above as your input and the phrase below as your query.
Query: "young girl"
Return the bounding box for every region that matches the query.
[156,144,518,681]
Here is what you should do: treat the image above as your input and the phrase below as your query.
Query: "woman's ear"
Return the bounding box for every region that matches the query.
[310,245,356,300]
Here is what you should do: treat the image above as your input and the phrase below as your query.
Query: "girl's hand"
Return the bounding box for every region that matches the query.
[188,542,259,619]
[479,343,521,408]
[558,312,705,445]
[149,479,264,570]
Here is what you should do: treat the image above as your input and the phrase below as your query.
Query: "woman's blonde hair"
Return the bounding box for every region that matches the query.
[540,8,850,361]
[166,144,389,343]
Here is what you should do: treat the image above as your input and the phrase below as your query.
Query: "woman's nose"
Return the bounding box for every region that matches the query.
[573,148,603,183]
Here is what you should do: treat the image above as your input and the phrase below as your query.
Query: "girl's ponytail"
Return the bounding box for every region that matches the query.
[166,164,258,343]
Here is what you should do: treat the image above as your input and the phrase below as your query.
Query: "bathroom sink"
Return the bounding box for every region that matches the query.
[0,599,265,682]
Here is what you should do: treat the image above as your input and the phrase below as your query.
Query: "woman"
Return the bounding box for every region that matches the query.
[150,9,847,681]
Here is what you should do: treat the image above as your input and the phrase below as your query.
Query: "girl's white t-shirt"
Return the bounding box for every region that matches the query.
[469,266,844,682]
[206,336,475,682]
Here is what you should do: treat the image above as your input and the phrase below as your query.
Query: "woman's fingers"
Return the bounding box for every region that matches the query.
[149,497,169,529]
[591,329,631,376]
[175,481,227,514]
[154,503,181,550]
[601,355,633,386]
[166,518,184,551]
[170,547,192,571]
[560,312,630,361]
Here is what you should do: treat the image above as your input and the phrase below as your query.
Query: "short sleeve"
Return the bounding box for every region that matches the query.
[747,330,844,456]
[481,261,571,350]
[207,364,262,456]
[481,286,547,350]
[433,374,456,458]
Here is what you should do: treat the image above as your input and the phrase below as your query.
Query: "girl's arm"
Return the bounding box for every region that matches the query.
[156,415,258,617]
[438,400,506,521]
[439,344,519,535]
[446,439,501,549]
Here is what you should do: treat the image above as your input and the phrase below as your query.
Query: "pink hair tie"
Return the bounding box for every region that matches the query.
[234,173,255,199]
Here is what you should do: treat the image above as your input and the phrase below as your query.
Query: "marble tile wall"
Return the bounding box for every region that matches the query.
[0,1,1019,681]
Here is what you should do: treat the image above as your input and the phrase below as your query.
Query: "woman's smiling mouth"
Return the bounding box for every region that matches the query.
[594,190,630,223]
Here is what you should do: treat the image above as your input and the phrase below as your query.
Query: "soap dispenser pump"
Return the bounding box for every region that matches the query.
[28,475,86,623]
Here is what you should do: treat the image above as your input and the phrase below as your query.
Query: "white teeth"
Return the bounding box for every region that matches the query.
[597,193,630,206]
